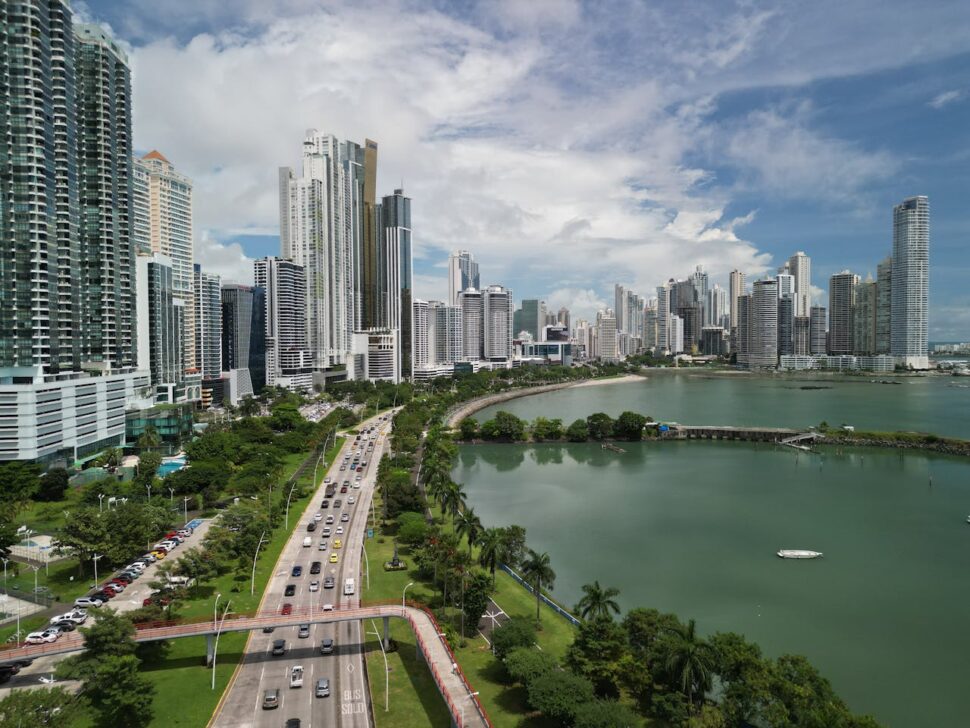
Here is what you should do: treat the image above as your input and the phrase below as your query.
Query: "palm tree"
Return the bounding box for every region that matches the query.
[576,581,621,621]
[454,508,482,558]
[137,425,161,450]
[477,527,504,588]
[239,396,260,418]
[520,549,556,625]
[440,481,467,524]
[664,618,716,714]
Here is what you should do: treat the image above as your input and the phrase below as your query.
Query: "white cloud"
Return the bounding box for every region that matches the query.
[195,234,254,285]
[928,89,963,109]
[542,288,609,323]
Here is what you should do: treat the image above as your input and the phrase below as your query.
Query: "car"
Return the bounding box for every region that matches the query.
[323,576,335,589]
[325,515,334,525]
[291,565,303,577]
[319,638,334,655]
[92,591,115,601]
[339,485,348,493]
[25,630,59,644]
[333,539,342,550]
[335,526,344,535]
[50,620,76,632]
[340,513,349,523]
[317,541,327,551]
[272,639,286,656]
[0,665,20,683]
[313,512,323,522]
[347,496,356,504]
[354,474,362,481]
[126,562,147,572]
[50,610,85,625]
[140,553,157,562]
[310,561,322,574]
[309,580,319,592]
[342,480,350,487]
[339,464,346,471]
[150,551,166,560]
[320,501,329,509]
[353,481,360,489]
[298,624,310,638]
[306,522,316,532]
[322,527,332,537]
[281,603,293,616]
[290,665,304,688]
[263,625,275,633]
[333,499,342,509]
[111,575,132,584]
[321,603,334,611]
[329,553,338,563]
[74,597,103,609]
[104,583,124,593]
[315,678,330,698]
[284,584,296,597]
[262,688,280,709]
[285,719,301,728]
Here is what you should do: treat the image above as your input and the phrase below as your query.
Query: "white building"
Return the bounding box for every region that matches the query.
[785,252,812,316]
[668,315,684,355]
[891,196,930,368]
[255,257,313,392]
[656,282,672,354]
[483,285,514,362]
[448,250,480,306]
[459,288,484,361]
[351,330,400,383]
[729,270,746,330]
[749,279,778,369]
[193,265,222,379]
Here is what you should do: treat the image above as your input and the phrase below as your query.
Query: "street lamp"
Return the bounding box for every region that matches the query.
[146,484,152,502]
[211,600,232,690]
[92,554,103,588]
[98,493,105,513]
[250,531,267,596]
[284,479,298,529]
[461,691,481,727]
[213,592,221,632]
[362,543,369,590]
[402,582,414,612]
[30,564,40,597]
[168,487,174,503]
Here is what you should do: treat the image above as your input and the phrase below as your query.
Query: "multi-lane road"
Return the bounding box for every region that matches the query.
[211,412,391,728]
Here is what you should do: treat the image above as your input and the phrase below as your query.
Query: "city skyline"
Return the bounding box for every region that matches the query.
[79,0,970,339]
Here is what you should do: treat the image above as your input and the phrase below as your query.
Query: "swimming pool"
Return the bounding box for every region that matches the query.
[157,456,186,477]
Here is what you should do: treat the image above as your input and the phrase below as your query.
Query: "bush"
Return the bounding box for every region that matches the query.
[505,646,558,687]
[491,618,537,660]
[397,512,428,545]
[566,419,589,442]
[527,670,595,724]
[572,699,639,728]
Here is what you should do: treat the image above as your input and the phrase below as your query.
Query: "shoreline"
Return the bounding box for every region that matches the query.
[567,373,645,388]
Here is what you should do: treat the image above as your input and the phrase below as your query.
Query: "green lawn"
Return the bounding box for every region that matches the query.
[5,557,92,605]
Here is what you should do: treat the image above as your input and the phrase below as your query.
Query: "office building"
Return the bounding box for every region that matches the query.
[810,306,827,355]
[412,300,431,370]
[828,271,859,355]
[193,265,222,379]
[690,266,709,324]
[380,188,412,376]
[133,150,194,370]
[876,257,892,354]
[351,330,400,383]
[891,196,930,368]
[701,327,725,356]
[459,288,484,361]
[596,309,618,362]
[483,286,514,362]
[778,295,794,356]
[221,284,266,400]
[729,270,746,329]
[793,316,811,355]
[643,302,658,352]
[557,307,571,331]
[614,285,644,336]
[707,285,729,330]
[255,257,313,391]
[0,6,148,463]
[448,250,480,305]
[748,279,779,368]
[517,299,544,341]
[853,277,877,355]
[787,252,812,316]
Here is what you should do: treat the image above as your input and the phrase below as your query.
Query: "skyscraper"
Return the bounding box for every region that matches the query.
[412,300,431,370]
[221,283,266,399]
[596,309,619,363]
[133,151,194,371]
[381,189,412,377]
[749,279,778,368]
[809,306,827,355]
[519,299,543,341]
[193,265,222,379]
[875,257,892,355]
[778,295,794,356]
[136,253,188,401]
[787,252,811,316]
[483,286,514,361]
[432,302,463,365]
[459,289,484,361]
[729,270,746,330]
[448,250,480,305]
[793,316,811,355]
[828,271,859,355]
[853,277,877,355]
[76,24,135,370]
[690,266,709,325]
[656,283,672,354]
[736,294,751,366]
[255,257,313,391]
[891,196,929,368]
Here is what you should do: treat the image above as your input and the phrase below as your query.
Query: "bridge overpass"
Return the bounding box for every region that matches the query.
[0,601,490,728]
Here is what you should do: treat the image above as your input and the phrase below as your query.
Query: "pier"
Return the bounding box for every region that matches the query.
[665,425,815,446]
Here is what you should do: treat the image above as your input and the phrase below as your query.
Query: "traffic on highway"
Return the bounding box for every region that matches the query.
[212,412,391,728]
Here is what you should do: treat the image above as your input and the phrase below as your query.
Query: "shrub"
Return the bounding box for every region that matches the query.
[491,618,537,660]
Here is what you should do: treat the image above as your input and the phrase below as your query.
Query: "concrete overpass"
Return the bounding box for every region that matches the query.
[0,602,491,728]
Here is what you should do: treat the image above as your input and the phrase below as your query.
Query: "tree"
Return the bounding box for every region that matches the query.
[477,527,504,587]
[94,448,121,470]
[135,451,162,489]
[54,507,109,575]
[480,411,526,441]
[527,671,595,724]
[662,618,716,714]
[566,418,589,442]
[0,515,20,558]
[84,654,154,726]
[137,424,162,450]
[586,413,614,441]
[238,396,261,417]
[531,417,563,442]
[440,481,468,524]
[458,417,478,440]
[397,511,429,545]
[708,632,773,727]
[572,699,639,728]
[576,581,621,621]
[0,686,84,727]
[35,468,70,502]
[504,646,558,687]
[498,525,527,570]
[566,615,628,697]
[613,411,647,441]
[463,571,492,637]
[0,461,41,510]
[268,402,304,431]
[491,618,537,659]
[455,507,483,557]
[521,549,556,624]
[623,607,683,660]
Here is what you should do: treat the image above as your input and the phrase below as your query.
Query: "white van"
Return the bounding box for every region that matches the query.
[343,578,355,596]
[302,537,312,548]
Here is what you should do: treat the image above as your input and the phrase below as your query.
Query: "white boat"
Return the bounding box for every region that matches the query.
[777,549,823,559]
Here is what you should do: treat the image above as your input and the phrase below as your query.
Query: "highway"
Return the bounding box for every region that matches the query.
[211,412,391,728]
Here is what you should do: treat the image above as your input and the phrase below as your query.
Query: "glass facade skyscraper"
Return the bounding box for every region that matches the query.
[891,196,929,368]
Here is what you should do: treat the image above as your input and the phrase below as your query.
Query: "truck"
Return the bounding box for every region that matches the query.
[324,483,336,498]
[343,578,355,596]
[290,665,304,688]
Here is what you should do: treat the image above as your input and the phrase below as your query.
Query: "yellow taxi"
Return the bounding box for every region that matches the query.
[151,551,166,559]
[333,539,342,550]
[329,552,338,563]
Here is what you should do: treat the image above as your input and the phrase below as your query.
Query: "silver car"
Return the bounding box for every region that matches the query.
[315,678,330,698]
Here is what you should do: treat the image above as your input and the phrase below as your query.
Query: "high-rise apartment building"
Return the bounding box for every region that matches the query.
[596,309,619,363]
[749,279,778,368]
[0,5,147,462]
[136,253,190,402]
[828,271,859,355]
[76,24,136,370]
[412,300,431,370]
[557,307,571,331]
[875,257,892,354]
[193,265,222,379]
[736,295,751,365]
[133,151,194,370]
[853,277,877,355]
[448,250,480,305]
[891,196,929,368]
[793,316,811,355]
[706,285,729,330]
[614,285,644,336]
[380,189,412,377]
[809,306,827,355]
[787,252,811,316]
[656,283,672,354]
[459,289,484,361]
[778,296,794,356]
[729,270,746,330]
[483,286,514,361]
[255,257,313,391]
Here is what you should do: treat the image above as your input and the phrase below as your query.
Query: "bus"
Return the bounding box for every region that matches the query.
[343,578,355,596]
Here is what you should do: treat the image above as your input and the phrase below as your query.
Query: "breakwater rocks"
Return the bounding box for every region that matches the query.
[444,382,579,428]
[821,434,970,458]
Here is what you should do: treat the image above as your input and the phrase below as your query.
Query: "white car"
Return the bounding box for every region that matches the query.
[322,603,334,612]
[126,563,147,572]
[347,496,355,504]
[340,513,349,523]
[25,630,59,644]
[309,580,319,592]
[313,513,323,522]
[74,597,103,609]
[50,611,86,626]
[335,526,344,535]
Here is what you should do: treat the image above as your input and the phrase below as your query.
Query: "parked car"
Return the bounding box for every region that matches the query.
[49,620,76,632]
[50,610,85,625]
[25,630,59,644]
[74,597,103,609]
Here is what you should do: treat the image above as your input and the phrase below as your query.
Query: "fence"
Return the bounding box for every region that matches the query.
[498,564,581,627]
[0,586,55,609]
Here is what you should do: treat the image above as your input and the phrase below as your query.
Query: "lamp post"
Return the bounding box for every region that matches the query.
[362,542,369,590]
[168,487,174,503]
[284,479,298,529]
[250,531,267,596]
[211,600,232,690]
[30,564,40,597]
[213,592,221,633]
[183,496,190,525]
[461,691,481,727]
[98,493,105,513]
[92,553,103,588]
[146,484,152,502]
[1,557,8,593]
[402,582,414,613]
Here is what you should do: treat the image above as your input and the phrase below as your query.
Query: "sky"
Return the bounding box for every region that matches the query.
[81,0,970,339]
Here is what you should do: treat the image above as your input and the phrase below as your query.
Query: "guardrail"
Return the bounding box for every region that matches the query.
[499,563,581,626]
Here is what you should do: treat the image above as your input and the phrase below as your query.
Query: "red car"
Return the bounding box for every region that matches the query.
[142,595,171,607]
[340,486,348,493]
[281,603,293,616]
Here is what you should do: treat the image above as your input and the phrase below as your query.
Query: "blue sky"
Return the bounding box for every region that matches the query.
[82,0,970,337]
